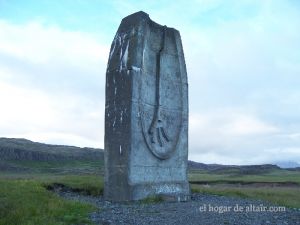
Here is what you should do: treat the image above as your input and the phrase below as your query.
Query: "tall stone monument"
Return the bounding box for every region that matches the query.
[104,11,189,201]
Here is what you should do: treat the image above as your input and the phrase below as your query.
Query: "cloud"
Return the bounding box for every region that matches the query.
[179,1,300,164]
[0,80,105,148]
[0,20,109,98]
[189,110,279,148]
[0,20,108,65]
[224,114,279,136]
[0,20,108,148]
[0,1,300,165]
[189,110,300,165]
[0,82,57,131]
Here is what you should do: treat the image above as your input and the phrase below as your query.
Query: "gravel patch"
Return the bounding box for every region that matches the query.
[55,189,300,225]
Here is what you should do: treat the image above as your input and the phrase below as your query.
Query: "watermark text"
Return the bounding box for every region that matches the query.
[199,204,286,214]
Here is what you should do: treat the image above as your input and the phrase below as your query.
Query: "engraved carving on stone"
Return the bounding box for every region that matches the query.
[139,26,184,160]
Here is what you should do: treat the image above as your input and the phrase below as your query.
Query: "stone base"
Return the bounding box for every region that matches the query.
[159,194,190,202]
[131,181,190,201]
[105,181,190,202]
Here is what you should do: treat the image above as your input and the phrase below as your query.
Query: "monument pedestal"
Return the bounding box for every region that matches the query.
[104,11,190,201]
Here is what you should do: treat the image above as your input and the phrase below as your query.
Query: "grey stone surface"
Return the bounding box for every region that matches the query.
[104,11,189,201]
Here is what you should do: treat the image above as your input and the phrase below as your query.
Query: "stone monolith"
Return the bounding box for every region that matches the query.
[104,11,190,201]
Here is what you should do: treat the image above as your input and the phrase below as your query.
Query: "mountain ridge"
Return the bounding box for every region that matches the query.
[0,137,299,172]
[0,137,104,161]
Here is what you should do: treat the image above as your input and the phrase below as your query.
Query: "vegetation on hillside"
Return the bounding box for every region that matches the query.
[0,138,103,161]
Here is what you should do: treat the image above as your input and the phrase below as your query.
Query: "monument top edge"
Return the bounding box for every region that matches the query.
[121,11,179,33]
[122,11,150,21]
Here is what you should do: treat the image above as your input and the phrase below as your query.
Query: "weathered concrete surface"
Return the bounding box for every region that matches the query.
[104,11,190,201]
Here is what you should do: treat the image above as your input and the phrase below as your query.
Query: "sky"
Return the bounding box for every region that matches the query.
[0,0,300,165]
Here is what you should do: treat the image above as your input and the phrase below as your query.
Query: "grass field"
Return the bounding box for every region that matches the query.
[1,160,300,225]
[189,169,300,184]
[2,159,103,175]
[191,185,300,209]
[189,169,300,208]
[0,175,98,225]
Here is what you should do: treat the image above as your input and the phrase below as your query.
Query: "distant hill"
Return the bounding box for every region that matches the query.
[188,160,281,174]
[0,137,291,174]
[0,137,104,161]
[275,161,300,169]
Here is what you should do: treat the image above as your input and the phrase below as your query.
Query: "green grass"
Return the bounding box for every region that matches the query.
[139,195,164,204]
[44,175,104,196]
[2,160,103,175]
[1,160,300,225]
[189,169,300,184]
[0,177,96,225]
[0,171,103,225]
[189,169,300,209]
[191,185,300,208]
